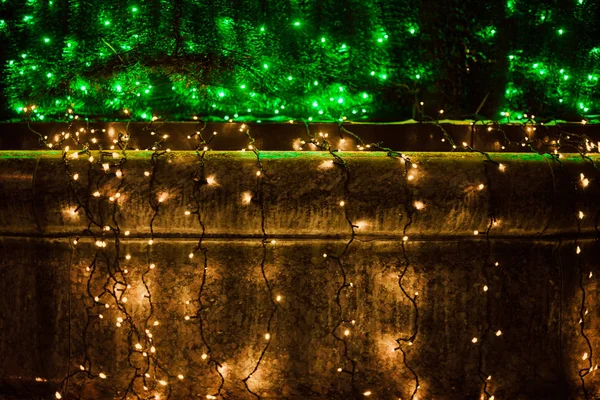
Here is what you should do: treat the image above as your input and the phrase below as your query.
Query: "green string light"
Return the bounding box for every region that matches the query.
[0,0,598,121]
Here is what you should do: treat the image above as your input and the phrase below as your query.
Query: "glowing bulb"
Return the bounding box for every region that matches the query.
[344,329,350,336]
[185,315,190,321]
[178,374,184,380]
[201,353,208,360]
[99,373,107,379]
[403,236,409,241]
[579,211,584,219]
[149,263,155,269]
[256,170,261,177]
[159,380,167,386]
[363,391,372,397]
[473,230,479,235]
[124,231,130,236]
[339,200,345,207]
[472,337,478,343]
[414,201,425,210]
[265,333,271,340]
[577,246,581,254]
[144,171,150,177]
[276,295,281,302]
[148,240,154,245]
[55,392,62,399]
[93,191,101,197]
[206,175,217,185]
[135,343,142,350]
[478,183,485,190]
[189,253,194,259]
[496,330,502,336]
[483,285,488,292]
[498,163,506,172]
[323,253,328,258]
[158,193,168,203]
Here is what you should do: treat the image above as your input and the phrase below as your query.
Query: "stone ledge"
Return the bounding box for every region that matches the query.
[0,151,598,238]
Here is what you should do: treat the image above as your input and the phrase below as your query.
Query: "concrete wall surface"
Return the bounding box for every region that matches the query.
[0,151,599,400]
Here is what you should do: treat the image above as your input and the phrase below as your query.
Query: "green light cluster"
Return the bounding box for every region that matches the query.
[0,0,599,122]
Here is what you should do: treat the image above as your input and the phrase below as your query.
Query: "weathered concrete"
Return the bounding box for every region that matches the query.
[0,152,598,238]
[0,151,599,399]
[0,238,598,399]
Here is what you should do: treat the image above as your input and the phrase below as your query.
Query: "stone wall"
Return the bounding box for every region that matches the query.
[0,151,599,399]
